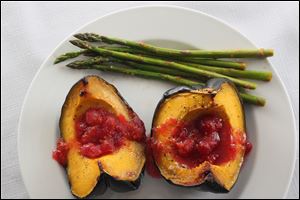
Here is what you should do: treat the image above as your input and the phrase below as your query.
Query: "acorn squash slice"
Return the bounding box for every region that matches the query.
[59,75,146,198]
[151,78,246,192]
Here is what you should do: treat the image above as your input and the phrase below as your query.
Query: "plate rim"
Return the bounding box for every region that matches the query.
[17,5,297,198]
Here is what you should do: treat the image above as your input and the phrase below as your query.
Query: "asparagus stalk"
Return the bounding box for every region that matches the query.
[67,56,206,80]
[66,63,265,106]
[101,46,247,69]
[55,46,246,70]
[179,62,272,81]
[53,47,139,64]
[82,50,100,57]
[124,61,206,80]
[69,40,257,89]
[70,63,199,86]
[101,46,146,55]
[178,58,246,69]
[54,50,86,64]
[74,33,274,58]
[239,93,266,106]
[123,59,271,81]
[66,56,110,68]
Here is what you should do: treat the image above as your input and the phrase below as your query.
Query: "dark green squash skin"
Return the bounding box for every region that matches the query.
[76,172,144,199]
[103,171,144,193]
[151,78,246,193]
[61,76,145,198]
[72,171,144,199]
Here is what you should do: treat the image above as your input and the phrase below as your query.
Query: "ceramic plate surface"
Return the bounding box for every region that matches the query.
[18,6,297,198]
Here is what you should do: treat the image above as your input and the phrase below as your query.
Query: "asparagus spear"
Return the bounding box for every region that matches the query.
[54,46,246,70]
[123,59,271,81]
[124,61,206,80]
[178,58,246,69]
[179,62,272,81]
[69,63,198,86]
[101,46,247,69]
[67,57,206,80]
[54,50,86,64]
[66,56,110,68]
[74,33,274,58]
[239,93,266,106]
[66,63,265,106]
[69,40,257,89]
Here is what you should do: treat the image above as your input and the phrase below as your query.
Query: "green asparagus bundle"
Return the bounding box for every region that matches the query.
[54,33,275,106]
[69,40,257,89]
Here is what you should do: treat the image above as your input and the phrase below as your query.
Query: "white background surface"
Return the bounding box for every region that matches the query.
[1,1,298,199]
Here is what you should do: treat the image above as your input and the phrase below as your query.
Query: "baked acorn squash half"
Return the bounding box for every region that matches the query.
[151,78,247,192]
[56,75,146,198]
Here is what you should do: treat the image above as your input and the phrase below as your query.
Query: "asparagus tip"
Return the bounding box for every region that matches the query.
[66,63,75,68]
[70,40,90,49]
[73,33,83,39]
[74,33,101,42]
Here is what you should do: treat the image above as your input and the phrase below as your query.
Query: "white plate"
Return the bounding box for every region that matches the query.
[18,6,297,199]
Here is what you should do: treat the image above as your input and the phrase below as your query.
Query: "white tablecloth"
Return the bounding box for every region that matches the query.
[1,2,299,199]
